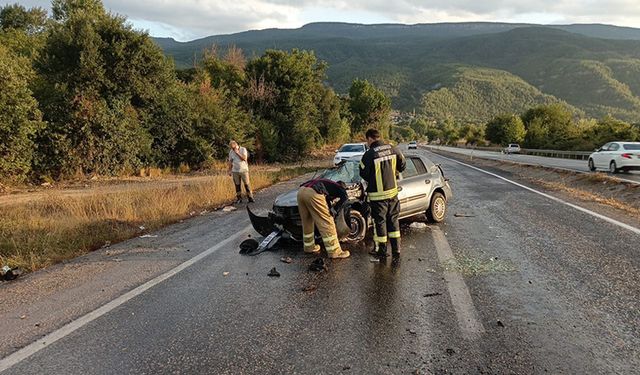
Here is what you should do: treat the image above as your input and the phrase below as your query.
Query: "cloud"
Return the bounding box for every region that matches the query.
[3,0,640,40]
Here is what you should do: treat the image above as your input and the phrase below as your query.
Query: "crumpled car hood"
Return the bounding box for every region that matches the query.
[274,188,298,207]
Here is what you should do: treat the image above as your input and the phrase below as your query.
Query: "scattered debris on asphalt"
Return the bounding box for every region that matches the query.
[406,328,417,335]
[223,272,230,276]
[280,256,293,264]
[267,267,281,277]
[20,315,26,320]
[454,213,476,218]
[423,292,443,298]
[113,258,123,263]
[497,320,505,327]
[102,241,111,248]
[302,285,317,292]
[409,222,428,229]
[309,258,328,272]
[1,266,22,281]
[446,348,456,356]
[239,238,259,254]
[222,206,237,212]
[139,234,158,238]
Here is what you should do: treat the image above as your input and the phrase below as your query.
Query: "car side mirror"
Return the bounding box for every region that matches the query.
[595,148,601,152]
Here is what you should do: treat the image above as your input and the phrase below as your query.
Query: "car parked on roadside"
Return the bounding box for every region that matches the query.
[408,141,418,149]
[503,143,521,154]
[588,141,640,173]
[248,153,452,245]
[333,143,367,165]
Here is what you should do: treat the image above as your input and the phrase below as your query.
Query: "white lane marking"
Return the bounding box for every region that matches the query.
[431,226,485,338]
[0,225,252,373]
[429,151,640,236]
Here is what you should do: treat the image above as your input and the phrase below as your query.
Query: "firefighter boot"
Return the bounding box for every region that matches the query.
[369,242,388,258]
[390,238,401,258]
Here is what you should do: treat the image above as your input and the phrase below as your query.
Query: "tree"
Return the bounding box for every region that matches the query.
[244,49,328,161]
[437,117,461,145]
[460,123,486,145]
[348,79,391,138]
[587,116,639,147]
[485,114,525,146]
[521,104,575,149]
[0,44,43,180]
[0,4,48,59]
[34,0,177,176]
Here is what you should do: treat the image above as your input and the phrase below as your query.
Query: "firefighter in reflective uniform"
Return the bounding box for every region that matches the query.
[297,178,351,259]
[359,129,406,258]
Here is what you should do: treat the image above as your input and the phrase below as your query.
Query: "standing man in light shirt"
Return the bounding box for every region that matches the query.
[228,140,254,203]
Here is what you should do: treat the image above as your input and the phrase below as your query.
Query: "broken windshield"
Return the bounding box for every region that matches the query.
[320,161,361,183]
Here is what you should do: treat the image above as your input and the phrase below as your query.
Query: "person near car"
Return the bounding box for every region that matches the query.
[359,129,407,258]
[228,140,254,203]
[297,178,351,259]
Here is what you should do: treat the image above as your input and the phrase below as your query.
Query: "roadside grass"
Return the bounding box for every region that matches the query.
[0,166,314,273]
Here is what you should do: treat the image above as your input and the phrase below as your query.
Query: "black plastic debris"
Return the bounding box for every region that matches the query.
[497,320,505,327]
[239,238,259,255]
[267,267,280,277]
[446,348,456,356]
[423,292,443,298]
[308,258,328,272]
[453,213,476,218]
[1,266,22,281]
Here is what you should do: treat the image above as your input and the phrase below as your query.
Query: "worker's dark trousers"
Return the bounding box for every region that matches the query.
[370,196,401,253]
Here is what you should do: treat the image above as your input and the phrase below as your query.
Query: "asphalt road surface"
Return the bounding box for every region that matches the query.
[429,145,640,184]
[1,148,639,374]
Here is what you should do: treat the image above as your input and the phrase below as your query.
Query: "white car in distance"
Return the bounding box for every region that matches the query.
[333,143,367,165]
[588,141,640,173]
[503,143,521,154]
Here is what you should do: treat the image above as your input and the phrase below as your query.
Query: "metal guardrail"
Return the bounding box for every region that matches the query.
[444,145,593,161]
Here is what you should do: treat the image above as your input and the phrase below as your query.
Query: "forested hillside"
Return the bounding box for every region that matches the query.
[155,23,640,123]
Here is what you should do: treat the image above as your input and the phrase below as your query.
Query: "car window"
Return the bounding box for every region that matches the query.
[421,157,436,171]
[411,157,427,175]
[339,144,364,153]
[623,144,640,150]
[609,143,620,151]
[601,143,611,151]
[402,158,418,178]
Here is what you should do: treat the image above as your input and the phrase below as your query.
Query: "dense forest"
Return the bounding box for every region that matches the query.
[0,1,391,183]
[157,22,640,123]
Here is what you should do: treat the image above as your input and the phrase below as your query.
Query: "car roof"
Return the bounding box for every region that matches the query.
[341,142,366,146]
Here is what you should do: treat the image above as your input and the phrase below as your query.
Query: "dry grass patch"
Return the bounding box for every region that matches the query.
[0,167,311,272]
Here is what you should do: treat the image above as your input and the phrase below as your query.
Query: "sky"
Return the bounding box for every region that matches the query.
[4,0,640,41]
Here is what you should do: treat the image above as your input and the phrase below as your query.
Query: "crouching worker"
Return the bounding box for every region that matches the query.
[297,179,350,259]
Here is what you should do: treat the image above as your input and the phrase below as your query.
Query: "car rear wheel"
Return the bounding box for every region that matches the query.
[588,158,596,171]
[342,209,367,243]
[609,161,618,174]
[426,192,447,223]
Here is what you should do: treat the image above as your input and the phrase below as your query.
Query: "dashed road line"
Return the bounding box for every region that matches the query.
[430,226,486,338]
[429,151,640,236]
[0,225,253,373]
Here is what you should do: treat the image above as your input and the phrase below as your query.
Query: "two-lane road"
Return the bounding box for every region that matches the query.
[429,145,640,184]
[1,149,639,374]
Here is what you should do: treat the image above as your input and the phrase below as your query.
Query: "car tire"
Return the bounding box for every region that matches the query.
[588,158,596,171]
[426,192,447,223]
[609,161,618,174]
[342,209,367,243]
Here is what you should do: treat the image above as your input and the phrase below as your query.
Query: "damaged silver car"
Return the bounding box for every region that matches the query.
[245,153,452,254]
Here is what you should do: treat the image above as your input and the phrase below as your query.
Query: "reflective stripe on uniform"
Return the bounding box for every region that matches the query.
[368,187,398,201]
[374,235,388,243]
[304,239,315,247]
[325,243,340,252]
[359,161,365,169]
[303,233,314,239]
[389,231,401,239]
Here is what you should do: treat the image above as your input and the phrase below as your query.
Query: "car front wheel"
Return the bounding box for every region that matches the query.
[426,192,447,223]
[342,209,367,243]
[588,158,596,171]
